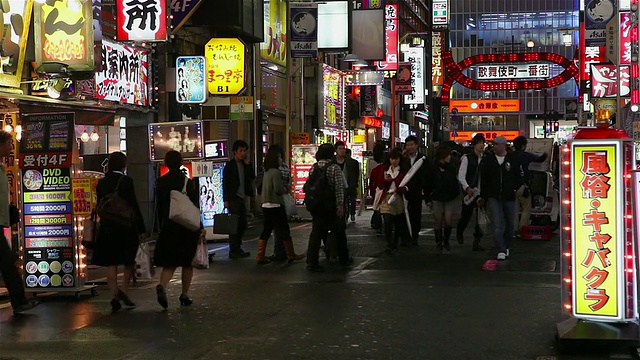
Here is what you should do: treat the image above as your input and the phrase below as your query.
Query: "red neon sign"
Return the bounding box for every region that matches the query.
[362,117,382,128]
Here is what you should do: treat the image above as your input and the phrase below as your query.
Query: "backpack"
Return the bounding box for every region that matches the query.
[303,163,335,214]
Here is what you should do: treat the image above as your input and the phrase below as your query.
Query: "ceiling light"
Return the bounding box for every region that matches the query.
[353,59,368,67]
[90,129,100,142]
[80,130,90,143]
[343,53,360,62]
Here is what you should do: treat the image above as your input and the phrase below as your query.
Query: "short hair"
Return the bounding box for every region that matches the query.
[0,131,11,145]
[346,148,352,156]
[404,135,419,145]
[316,143,335,161]
[372,143,385,163]
[513,136,528,151]
[383,148,403,167]
[107,151,127,172]
[435,146,451,161]
[263,148,280,171]
[334,141,346,149]
[232,139,249,152]
[164,150,183,170]
[471,134,485,146]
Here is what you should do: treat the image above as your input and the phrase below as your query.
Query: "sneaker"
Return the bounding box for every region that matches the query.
[506,249,510,257]
[497,252,507,260]
[13,299,40,315]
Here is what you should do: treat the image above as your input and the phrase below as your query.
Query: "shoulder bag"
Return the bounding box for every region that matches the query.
[169,177,201,231]
[96,176,135,228]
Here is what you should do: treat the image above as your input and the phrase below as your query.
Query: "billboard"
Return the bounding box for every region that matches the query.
[261,0,287,65]
[176,56,207,104]
[205,37,246,95]
[148,121,203,162]
[376,4,398,71]
[95,40,149,106]
[317,1,348,49]
[117,0,167,41]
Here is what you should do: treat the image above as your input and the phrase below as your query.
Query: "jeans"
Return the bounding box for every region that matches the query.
[487,198,516,253]
[0,230,26,308]
[306,212,349,266]
[227,198,248,253]
[260,207,291,241]
[457,201,483,239]
[407,197,423,241]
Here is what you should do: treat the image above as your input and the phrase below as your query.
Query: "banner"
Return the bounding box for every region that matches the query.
[290,2,318,58]
[359,86,377,116]
[96,40,150,106]
[432,31,444,86]
[404,47,425,107]
[376,4,398,71]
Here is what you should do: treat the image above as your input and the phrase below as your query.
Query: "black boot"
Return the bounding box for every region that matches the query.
[443,227,452,251]
[456,227,464,244]
[472,237,485,251]
[434,228,443,254]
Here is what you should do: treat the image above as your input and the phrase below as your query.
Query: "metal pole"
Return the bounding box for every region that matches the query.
[543,89,548,139]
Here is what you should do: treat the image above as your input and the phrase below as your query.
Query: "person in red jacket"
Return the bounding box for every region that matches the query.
[375,148,409,252]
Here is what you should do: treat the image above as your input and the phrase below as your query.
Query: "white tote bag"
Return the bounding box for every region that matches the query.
[135,243,154,280]
[169,178,201,231]
[282,193,298,217]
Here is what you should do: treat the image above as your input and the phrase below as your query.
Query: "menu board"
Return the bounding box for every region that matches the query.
[20,113,75,290]
[291,145,318,205]
[198,162,225,227]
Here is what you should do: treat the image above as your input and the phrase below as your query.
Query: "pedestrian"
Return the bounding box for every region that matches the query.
[223,139,255,258]
[512,136,548,236]
[93,151,146,312]
[255,148,304,264]
[305,143,352,272]
[403,135,432,246]
[375,148,409,252]
[345,148,360,222]
[368,143,385,232]
[0,131,39,315]
[429,146,461,253]
[456,134,486,250]
[154,150,203,308]
[477,136,523,260]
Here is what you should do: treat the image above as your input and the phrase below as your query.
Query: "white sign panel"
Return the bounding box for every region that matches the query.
[403,47,424,106]
[192,161,214,177]
[432,0,448,29]
[476,64,551,80]
[95,40,150,106]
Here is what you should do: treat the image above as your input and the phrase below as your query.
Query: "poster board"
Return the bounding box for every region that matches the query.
[527,138,554,172]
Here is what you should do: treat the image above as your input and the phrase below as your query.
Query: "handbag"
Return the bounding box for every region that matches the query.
[82,209,97,249]
[169,177,201,231]
[96,177,135,228]
[135,243,154,280]
[192,235,209,270]
[477,207,492,234]
[214,212,238,235]
[282,193,297,217]
[372,187,384,211]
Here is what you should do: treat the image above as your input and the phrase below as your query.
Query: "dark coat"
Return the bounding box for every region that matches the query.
[405,153,433,203]
[153,169,200,268]
[223,159,255,203]
[479,151,524,201]
[92,171,145,266]
[430,161,459,202]
[345,158,360,195]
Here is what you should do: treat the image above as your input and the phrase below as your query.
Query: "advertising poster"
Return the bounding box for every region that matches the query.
[322,64,344,129]
[289,2,318,58]
[261,0,287,66]
[0,0,32,88]
[176,56,207,104]
[584,0,616,47]
[19,113,74,169]
[205,37,246,95]
[395,62,412,94]
[291,145,317,205]
[117,0,167,41]
[71,178,95,216]
[199,163,225,227]
[95,40,150,106]
[149,121,203,161]
[571,142,622,320]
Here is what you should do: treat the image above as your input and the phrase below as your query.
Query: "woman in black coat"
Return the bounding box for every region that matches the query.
[93,152,146,312]
[154,150,203,309]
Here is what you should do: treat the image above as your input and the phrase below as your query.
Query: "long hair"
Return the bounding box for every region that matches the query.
[263,148,280,171]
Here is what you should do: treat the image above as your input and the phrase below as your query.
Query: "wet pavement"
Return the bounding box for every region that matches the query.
[0,209,633,360]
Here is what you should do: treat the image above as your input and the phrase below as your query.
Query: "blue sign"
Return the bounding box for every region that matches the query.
[24,202,73,215]
[176,56,207,104]
[290,2,318,58]
[170,0,205,34]
[584,0,616,46]
[25,225,73,238]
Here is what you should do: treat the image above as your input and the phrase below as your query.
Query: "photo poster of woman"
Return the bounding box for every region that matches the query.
[198,162,225,227]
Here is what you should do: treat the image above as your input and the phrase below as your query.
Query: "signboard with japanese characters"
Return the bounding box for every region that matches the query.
[117,0,167,41]
[395,62,412,94]
[0,0,33,88]
[204,140,229,160]
[321,64,344,130]
[432,31,444,87]
[403,46,425,109]
[170,0,204,34]
[584,0,616,46]
[476,64,550,81]
[343,71,385,86]
[176,56,206,104]
[205,38,246,95]
[580,45,606,96]
[571,141,624,320]
[619,12,632,65]
[34,0,94,71]
[590,64,618,98]
[261,0,287,66]
[95,40,150,106]
[289,2,318,58]
[432,0,448,30]
[19,113,74,169]
[376,4,398,71]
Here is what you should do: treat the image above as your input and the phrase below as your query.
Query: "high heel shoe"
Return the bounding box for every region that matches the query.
[110,298,122,312]
[156,285,168,309]
[118,290,136,307]
[179,294,193,306]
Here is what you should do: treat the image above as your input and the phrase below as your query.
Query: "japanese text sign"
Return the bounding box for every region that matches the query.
[476,64,550,80]
[71,178,94,216]
[432,0,448,30]
[591,64,619,98]
[176,56,206,104]
[34,0,94,71]
[571,142,622,320]
[322,64,344,129]
[95,40,150,106]
[376,4,398,71]
[432,31,444,86]
[620,13,632,65]
[205,38,246,95]
[584,0,616,46]
[289,2,318,58]
[261,0,287,66]
[403,47,424,106]
[19,113,74,154]
[117,0,167,41]
[0,0,33,88]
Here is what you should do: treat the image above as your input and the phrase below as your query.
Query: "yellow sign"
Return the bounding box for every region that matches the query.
[260,0,287,66]
[0,1,33,88]
[34,0,94,71]
[290,132,311,145]
[205,38,246,95]
[571,143,621,319]
[353,135,366,143]
[71,178,93,216]
[24,191,71,203]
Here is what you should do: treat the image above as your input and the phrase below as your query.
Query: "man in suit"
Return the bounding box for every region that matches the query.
[345,148,360,222]
[223,139,255,258]
[403,135,432,246]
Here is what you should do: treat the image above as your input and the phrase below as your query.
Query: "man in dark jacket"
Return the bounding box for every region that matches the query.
[512,136,548,236]
[456,134,486,250]
[223,139,255,258]
[345,148,360,222]
[477,136,523,260]
[403,135,432,246]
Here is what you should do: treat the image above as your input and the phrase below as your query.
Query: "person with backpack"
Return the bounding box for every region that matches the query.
[304,143,352,272]
[428,146,461,253]
[375,148,409,252]
[456,134,486,251]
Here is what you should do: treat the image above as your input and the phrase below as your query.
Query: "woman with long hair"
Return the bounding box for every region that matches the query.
[429,146,461,253]
[256,148,304,264]
[154,150,204,308]
[93,152,146,312]
[375,148,409,252]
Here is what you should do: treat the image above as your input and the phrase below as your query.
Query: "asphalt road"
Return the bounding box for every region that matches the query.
[0,210,634,360]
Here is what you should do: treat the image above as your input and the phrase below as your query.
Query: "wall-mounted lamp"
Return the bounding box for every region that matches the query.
[343,53,360,62]
[526,40,535,48]
[90,129,100,142]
